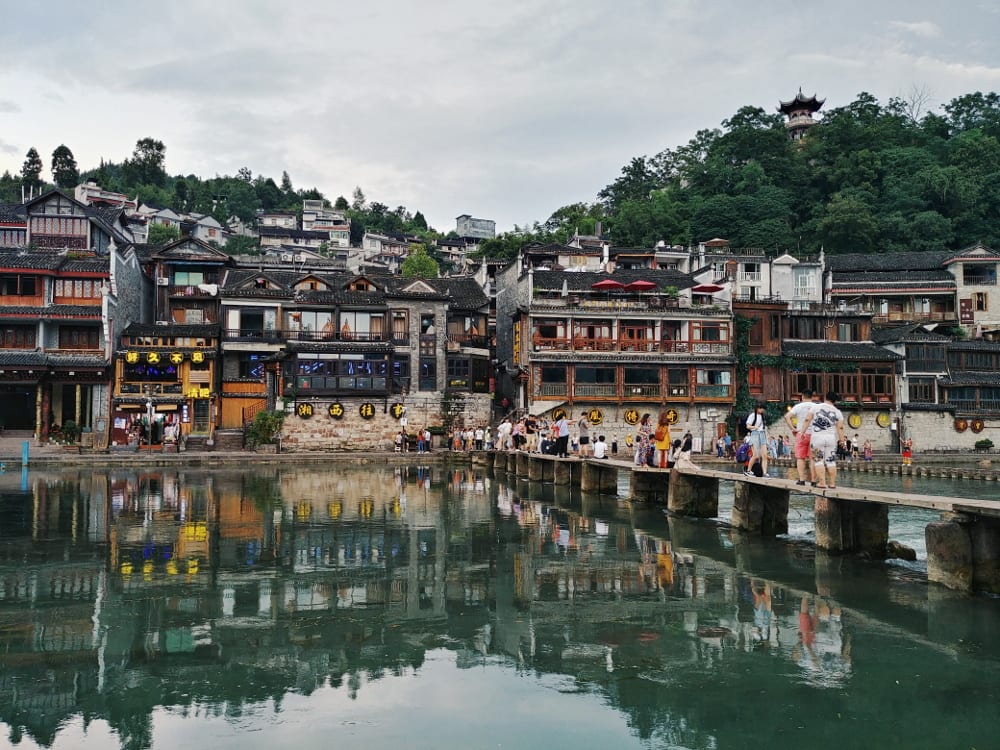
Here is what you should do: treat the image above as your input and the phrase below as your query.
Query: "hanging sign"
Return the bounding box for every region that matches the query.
[328,402,345,419]
[586,408,603,425]
[390,402,406,419]
[169,352,184,364]
[296,403,314,419]
[624,409,640,425]
[192,351,205,363]
[147,352,160,364]
[359,402,376,419]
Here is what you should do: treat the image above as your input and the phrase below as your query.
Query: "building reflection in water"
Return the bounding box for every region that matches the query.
[0,465,996,749]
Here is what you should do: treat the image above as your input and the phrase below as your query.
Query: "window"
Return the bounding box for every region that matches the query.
[747,365,763,393]
[0,326,35,348]
[419,357,436,391]
[391,311,409,342]
[963,266,997,285]
[392,355,411,392]
[837,322,860,341]
[975,292,989,312]
[695,368,731,398]
[58,328,100,350]
[624,367,660,397]
[748,318,763,347]
[0,275,37,296]
[238,354,264,379]
[539,365,568,396]
[124,363,180,382]
[908,377,935,403]
[339,312,385,341]
[793,271,817,298]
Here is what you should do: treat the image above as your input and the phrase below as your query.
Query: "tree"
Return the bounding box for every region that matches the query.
[334,195,349,211]
[411,211,428,230]
[401,244,439,278]
[225,234,261,255]
[351,186,366,210]
[237,166,253,183]
[124,138,167,187]
[280,171,293,195]
[254,177,283,210]
[20,147,43,193]
[50,145,79,189]
[148,222,181,245]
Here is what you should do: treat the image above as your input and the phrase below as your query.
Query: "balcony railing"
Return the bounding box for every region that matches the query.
[947,398,1000,412]
[573,384,618,397]
[530,296,729,316]
[531,336,721,354]
[539,383,569,396]
[223,328,400,344]
[871,312,954,324]
[446,332,491,348]
[119,382,185,395]
[623,384,661,398]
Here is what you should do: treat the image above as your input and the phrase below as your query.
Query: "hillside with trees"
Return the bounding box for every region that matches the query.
[478,90,1000,260]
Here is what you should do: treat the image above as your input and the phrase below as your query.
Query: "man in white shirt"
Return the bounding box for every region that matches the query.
[802,391,846,489]
[593,435,608,459]
[784,389,820,486]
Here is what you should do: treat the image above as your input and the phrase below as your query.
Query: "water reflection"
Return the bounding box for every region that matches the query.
[1,466,999,749]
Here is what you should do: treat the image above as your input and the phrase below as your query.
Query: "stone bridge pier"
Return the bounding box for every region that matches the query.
[731,483,789,536]
[580,460,618,493]
[666,470,718,518]
[814,497,888,556]
[926,514,1000,594]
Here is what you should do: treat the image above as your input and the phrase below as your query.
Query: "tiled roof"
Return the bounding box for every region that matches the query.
[0,305,102,318]
[825,250,952,272]
[422,277,489,310]
[782,340,903,361]
[0,351,47,366]
[948,341,1000,352]
[47,353,107,368]
[284,340,395,355]
[532,269,696,291]
[0,204,26,223]
[0,250,66,270]
[831,270,954,284]
[870,323,951,345]
[0,351,105,368]
[122,323,219,338]
[942,371,1000,385]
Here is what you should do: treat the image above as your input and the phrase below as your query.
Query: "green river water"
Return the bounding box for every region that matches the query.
[1,464,998,750]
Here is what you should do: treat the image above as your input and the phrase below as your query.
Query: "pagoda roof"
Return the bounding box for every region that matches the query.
[778,89,825,114]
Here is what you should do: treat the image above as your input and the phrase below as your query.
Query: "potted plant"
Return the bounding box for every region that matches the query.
[974,438,994,453]
[61,420,81,453]
[247,410,286,452]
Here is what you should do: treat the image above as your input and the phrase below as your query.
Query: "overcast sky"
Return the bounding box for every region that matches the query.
[2,0,998,233]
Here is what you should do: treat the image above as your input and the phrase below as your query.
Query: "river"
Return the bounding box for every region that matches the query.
[1,463,998,750]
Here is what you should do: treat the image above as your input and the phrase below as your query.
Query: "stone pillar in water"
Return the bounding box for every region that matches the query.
[926,518,973,592]
[667,471,718,517]
[814,497,888,556]
[731,483,789,535]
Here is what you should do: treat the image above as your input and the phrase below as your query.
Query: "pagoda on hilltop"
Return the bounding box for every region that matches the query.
[778,89,825,140]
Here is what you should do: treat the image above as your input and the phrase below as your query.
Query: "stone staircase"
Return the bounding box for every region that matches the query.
[212,429,245,451]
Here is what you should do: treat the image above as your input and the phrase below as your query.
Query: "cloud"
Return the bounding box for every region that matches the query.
[889,20,941,37]
[0,100,20,113]
[0,139,17,156]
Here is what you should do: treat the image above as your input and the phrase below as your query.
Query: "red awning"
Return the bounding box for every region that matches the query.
[624,280,657,291]
[692,284,724,293]
[591,279,625,290]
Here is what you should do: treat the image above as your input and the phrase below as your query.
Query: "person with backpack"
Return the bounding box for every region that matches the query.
[744,402,769,477]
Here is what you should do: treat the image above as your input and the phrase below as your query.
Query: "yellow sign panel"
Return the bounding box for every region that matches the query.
[188,388,200,398]
[390,402,406,419]
[170,352,184,364]
[147,352,160,364]
[328,402,345,419]
[359,402,376,419]
[182,522,208,541]
[624,409,640,426]
[847,413,863,429]
[198,387,210,398]
[587,408,603,425]
[297,403,315,418]
[876,412,892,428]
[192,351,205,363]
[126,351,139,364]
[513,321,520,365]
[665,409,679,425]
[552,407,568,421]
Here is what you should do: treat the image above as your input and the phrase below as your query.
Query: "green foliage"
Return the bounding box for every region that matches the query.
[975,438,995,452]
[226,234,261,255]
[61,420,81,444]
[401,244,439,278]
[148,223,181,245]
[598,90,1000,252]
[124,137,167,187]
[20,147,43,191]
[51,145,79,188]
[246,410,286,447]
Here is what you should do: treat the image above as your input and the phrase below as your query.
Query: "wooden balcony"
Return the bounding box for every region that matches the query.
[532,336,721,354]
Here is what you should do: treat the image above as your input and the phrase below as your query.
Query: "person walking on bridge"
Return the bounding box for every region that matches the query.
[785,389,820,486]
[802,391,846,489]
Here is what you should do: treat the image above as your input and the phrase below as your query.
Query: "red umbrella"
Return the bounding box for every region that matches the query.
[591,279,625,290]
[624,280,657,292]
[692,283,724,293]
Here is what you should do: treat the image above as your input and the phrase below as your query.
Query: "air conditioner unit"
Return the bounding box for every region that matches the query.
[281,253,293,262]
[156,277,169,286]
[295,254,305,262]
[155,320,170,326]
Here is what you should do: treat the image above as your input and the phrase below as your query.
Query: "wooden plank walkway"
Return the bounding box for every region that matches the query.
[676,465,1000,518]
